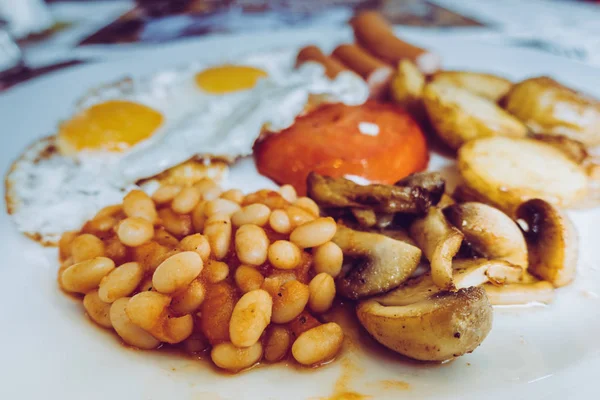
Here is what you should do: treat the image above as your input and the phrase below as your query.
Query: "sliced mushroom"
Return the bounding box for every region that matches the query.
[357,286,492,362]
[444,202,528,269]
[351,208,395,229]
[395,172,445,205]
[307,172,443,215]
[333,225,422,299]
[378,258,521,307]
[483,281,554,305]
[516,199,578,287]
[409,208,463,290]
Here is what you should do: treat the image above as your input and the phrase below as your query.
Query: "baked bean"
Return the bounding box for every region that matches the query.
[71,233,105,263]
[291,322,344,365]
[279,184,297,203]
[267,240,302,270]
[158,314,194,344]
[231,204,271,227]
[132,241,173,273]
[191,201,206,233]
[179,233,210,262]
[117,217,154,247]
[294,197,320,217]
[229,289,272,347]
[308,273,336,313]
[269,280,310,324]
[83,290,112,328]
[153,251,203,294]
[158,208,193,237]
[95,204,122,219]
[290,217,336,248]
[194,178,219,195]
[200,282,237,345]
[153,228,179,248]
[86,216,118,233]
[243,190,289,210]
[104,236,128,264]
[235,224,269,266]
[203,214,232,260]
[123,190,157,223]
[269,209,292,234]
[312,242,343,277]
[98,262,144,303]
[152,184,182,204]
[171,279,205,315]
[234,265,264,293]
[110,298,161,350]
[211,342,263,372]
[172,186,202,214]
[59,231,78,260]
[205,198,241,217]
[57,258,73,291]
[183,332,209,354]
[286,206,315,227]
[203,187,222,201]
[62,257,115,293]
[221,189,244,204]
[264,325,292,362]
[126,291,170,331]
[204,260,230,283]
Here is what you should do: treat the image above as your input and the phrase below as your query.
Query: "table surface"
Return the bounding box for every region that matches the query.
[2,0,599,92]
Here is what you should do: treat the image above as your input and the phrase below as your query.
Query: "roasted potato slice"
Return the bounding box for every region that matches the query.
[516,199,579,287]
[530,133,588,164]
[390,59,426,121]
[423,81,527,150]
[503,77,600,146]
[431,71,512,102]
[458,137,588,214]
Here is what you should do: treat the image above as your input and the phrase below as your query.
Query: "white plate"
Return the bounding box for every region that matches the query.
[1,28,600,400]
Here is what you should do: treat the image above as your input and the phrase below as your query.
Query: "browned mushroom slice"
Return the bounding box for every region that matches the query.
[378,258,522,307]
[409,208,463,290]
[358,286,493,362]
[516,199,578,287]
[306,172,444,215]
[395,171,445,205]
[333,225,422,299]
[444,202,528,270]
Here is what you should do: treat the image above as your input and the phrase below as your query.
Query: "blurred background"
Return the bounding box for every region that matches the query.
[1,0,599,91]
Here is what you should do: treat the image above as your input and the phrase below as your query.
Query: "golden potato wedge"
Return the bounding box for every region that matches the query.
[431,71,512,102]
[423,81,527,150]
[503,77,600,146]
[390,59,426,121]
[458,137,588,214]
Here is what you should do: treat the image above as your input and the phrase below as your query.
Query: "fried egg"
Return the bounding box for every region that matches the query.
[6,49,369,244]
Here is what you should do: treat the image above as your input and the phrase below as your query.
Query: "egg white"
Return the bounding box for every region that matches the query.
[7,49,369,243]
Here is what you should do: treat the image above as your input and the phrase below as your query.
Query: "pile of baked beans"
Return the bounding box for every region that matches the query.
[58,179,345,372]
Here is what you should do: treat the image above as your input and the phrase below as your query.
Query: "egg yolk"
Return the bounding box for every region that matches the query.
[195,65,267,94]
[57,100,163,155]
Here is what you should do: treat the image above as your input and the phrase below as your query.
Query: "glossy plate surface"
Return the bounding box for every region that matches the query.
[1,28,599,400]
